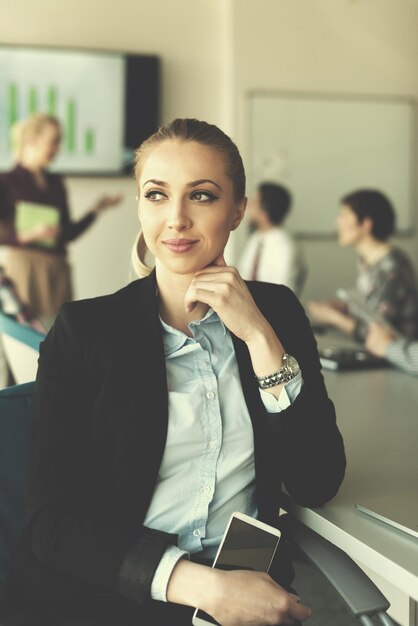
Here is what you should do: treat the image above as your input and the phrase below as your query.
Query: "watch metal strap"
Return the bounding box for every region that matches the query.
[256,354,292,389]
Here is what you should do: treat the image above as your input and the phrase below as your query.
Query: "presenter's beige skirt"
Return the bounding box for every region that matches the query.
[5,247,73,328]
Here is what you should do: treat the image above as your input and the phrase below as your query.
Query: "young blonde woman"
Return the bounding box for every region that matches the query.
[0,113,122,328]
[0,119,345,626]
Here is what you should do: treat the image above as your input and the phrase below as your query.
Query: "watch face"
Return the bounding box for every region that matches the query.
[286,355,300,375]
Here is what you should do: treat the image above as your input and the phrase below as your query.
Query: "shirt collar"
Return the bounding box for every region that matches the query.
[160,308,227,356]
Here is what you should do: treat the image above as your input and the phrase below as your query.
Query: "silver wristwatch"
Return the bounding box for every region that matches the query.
[256,353,300,389]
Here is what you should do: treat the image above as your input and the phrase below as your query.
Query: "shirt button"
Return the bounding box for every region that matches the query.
[203,485,212,495]
[207,391,215,399]
[193,529,201,537]
[209,440,218,449]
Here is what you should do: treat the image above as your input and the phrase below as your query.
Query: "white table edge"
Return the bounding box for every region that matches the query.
[292,503,418,603]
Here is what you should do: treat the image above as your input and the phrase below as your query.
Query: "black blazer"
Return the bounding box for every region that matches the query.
[2,271,345,615]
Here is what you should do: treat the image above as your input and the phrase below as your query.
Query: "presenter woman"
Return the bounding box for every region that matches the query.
[0,119,345,626]
[0,113,122,327]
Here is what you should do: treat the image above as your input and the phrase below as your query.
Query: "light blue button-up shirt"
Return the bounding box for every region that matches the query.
[144,308,302,601]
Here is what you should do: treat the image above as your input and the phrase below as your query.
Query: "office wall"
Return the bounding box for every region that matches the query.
[0,0,226,298]
[229,0,418,302]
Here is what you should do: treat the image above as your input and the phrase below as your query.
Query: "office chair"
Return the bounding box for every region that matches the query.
[0,312,45,385]
[0,382,396,625]
[0,382,34,591]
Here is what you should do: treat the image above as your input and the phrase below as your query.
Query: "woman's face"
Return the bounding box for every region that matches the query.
[336,204,369,247]
[29,123,61,167]
[137,139,246,276]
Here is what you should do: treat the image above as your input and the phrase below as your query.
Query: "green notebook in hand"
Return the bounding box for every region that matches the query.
[15,202,60,248]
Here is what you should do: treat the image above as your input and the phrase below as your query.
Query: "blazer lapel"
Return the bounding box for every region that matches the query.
[109,271,169,509]
[230,332,264,428]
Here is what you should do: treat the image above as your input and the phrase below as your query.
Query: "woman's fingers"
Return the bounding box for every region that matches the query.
[192,270,237,283]
[184,267,240,313]
[183,262,268,343]
[288,596,312,622]
[207,570,312,626]
[184,286,218,313]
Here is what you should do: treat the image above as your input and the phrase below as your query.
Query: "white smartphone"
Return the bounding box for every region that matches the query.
[192,511,281,626]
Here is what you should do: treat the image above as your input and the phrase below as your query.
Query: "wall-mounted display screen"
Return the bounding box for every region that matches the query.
[0,45,160,175]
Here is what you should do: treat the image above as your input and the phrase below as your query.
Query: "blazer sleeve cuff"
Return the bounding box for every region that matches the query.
[118,527,178,605]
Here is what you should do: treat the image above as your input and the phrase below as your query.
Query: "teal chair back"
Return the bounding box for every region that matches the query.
[0,313,45,384]
[0,382,35,583]
[0,313,44,351]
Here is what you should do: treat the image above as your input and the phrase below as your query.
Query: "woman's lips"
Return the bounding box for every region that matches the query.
[162,239,198,253]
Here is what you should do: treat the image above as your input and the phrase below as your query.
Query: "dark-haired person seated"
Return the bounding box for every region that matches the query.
[238,182,306,296]
[308,189,418,342]
[365,322,418,376]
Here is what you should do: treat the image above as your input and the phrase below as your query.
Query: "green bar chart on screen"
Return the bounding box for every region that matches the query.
[7,83,19,148]
[28,86,38,114]
[65,99,76,153]
[47,86,57,115]
[4,84,96,157]
[0,46,124,172]
[84,129,95,154]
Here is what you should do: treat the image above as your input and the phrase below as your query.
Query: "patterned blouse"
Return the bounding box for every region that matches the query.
[353,247,418,341]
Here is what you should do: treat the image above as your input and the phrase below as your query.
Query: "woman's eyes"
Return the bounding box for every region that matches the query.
[144,190,167,201]
[144,190,217,203]
[191,191,217,203]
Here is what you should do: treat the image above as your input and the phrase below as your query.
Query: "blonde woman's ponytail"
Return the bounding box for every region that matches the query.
[131,230,153,278]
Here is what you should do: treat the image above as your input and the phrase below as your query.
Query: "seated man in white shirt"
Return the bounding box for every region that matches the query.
[237,182,306,296]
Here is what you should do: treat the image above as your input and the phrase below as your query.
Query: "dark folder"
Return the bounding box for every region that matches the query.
[319,346,389,371]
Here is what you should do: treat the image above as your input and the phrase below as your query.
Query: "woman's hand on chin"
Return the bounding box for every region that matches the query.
[184,254,269,343]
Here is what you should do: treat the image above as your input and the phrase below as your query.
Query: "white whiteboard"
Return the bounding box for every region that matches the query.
[247,93,414,235]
